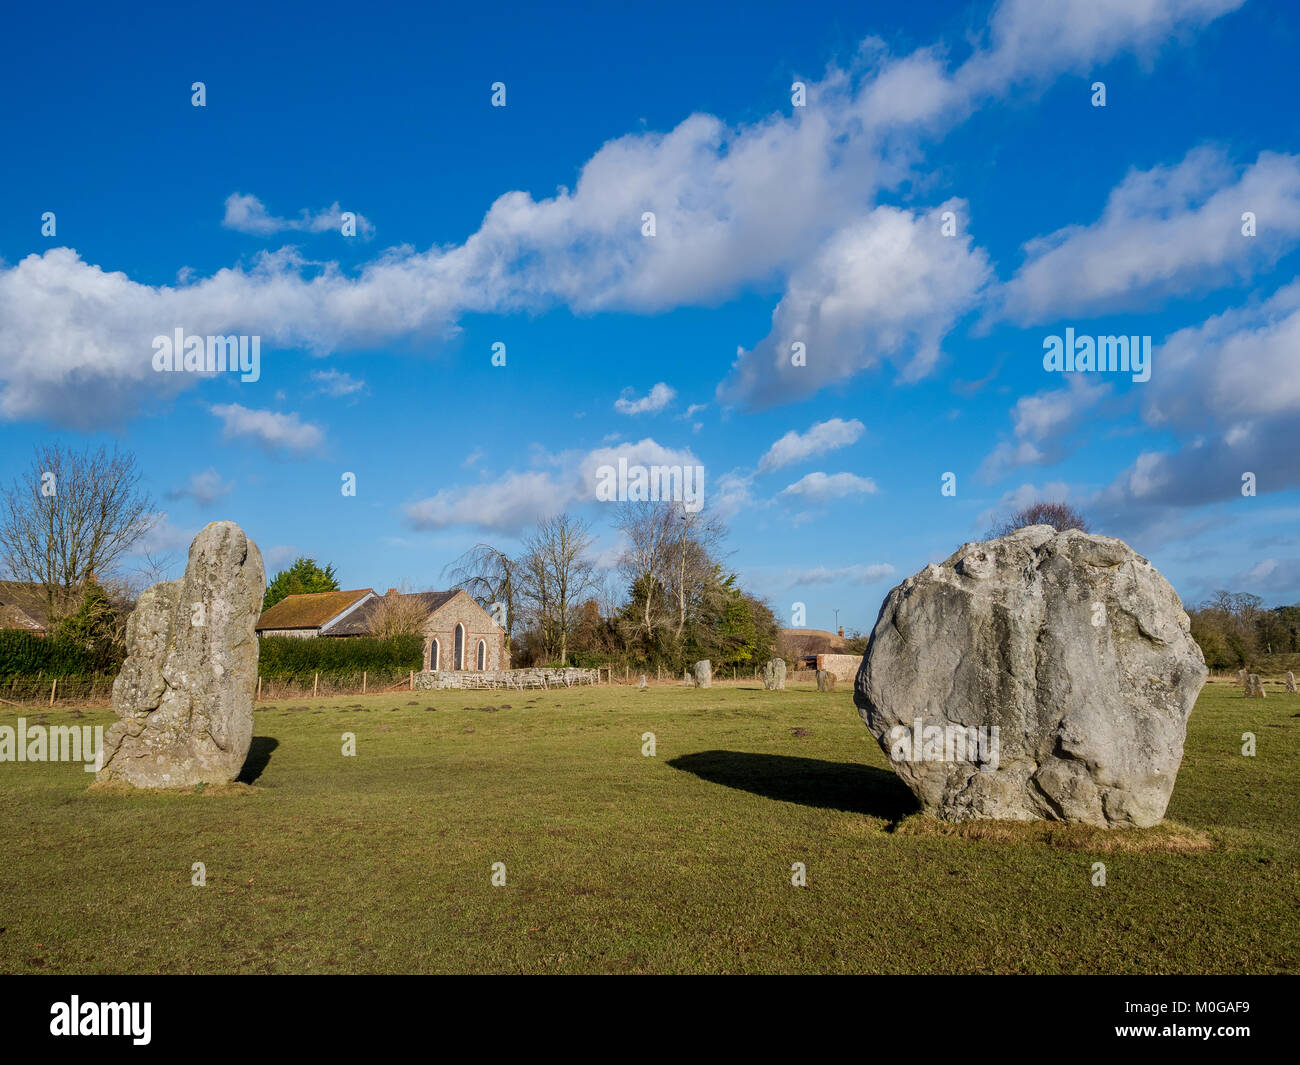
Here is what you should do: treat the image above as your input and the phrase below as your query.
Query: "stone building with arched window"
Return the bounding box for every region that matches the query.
[327,588,509,672]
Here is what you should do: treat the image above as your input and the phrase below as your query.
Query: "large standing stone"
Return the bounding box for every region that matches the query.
[1248,674,1266,698]
[1286,672,1297,694]
[762,658,786,691]
[854,526,1207,828]
[816,669,837,692]
[98,522,265,788]
[693,660,712,689]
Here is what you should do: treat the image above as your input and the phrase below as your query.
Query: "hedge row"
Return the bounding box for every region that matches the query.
[257,634,424,678]
[0,631,117,677]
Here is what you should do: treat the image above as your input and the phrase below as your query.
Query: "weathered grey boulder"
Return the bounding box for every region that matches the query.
[98,522,265,788]
[694,660,712,689]
[816,669,837,692]
[762,658,786,691]
[854,526,1207,829]
[1286,671,1297,694]
[1248,673,1266,698]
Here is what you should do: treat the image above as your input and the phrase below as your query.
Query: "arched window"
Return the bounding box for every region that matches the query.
[453,624,465,670]
[428,638,440,671]
[476,639,486,671]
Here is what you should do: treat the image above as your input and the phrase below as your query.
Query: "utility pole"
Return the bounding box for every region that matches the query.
[833,608,840,631]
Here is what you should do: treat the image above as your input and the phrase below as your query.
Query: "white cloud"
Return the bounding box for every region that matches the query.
[718,203,994,406]
[978,377,1109,482]
[209,403,325,454]
[614,382,676,415]
[780,471,879,503]
[165,467,234,506]
[404,438,703,533]
[782,563,896,587]
[758,417,865,472]
[0,1,1241,426]
[999,149,1300,322]
[222,193,375,238]
[310,368,366,397]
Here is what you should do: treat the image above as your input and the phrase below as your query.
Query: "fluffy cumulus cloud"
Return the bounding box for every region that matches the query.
[0,0,1242,428]
[209,403,324,454]
[404,438,703,534]
[978,377,1109,482]
[310,368,366,397]
[717,203,994,406]
[165,467,234,506]
[222,193,375,238]
[780,471,879,503]
[614,382,676,415]
[758,417,864,472]
[1095,282,1300,517]
[999,149,1300,322]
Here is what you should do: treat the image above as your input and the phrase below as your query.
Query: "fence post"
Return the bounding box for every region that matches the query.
[363,671,367,694]
[313,672,319,698]
[409,670,414,690]
[50,678,57,706]
[257,676,262,701]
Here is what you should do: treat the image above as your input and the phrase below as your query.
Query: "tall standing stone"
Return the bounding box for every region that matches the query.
[762,658,786,691]
[98,522,265,788]
[1286,671,1297,693]
[694,660,712,689]
[854,526,1207,828]
[1248,674,1266,698]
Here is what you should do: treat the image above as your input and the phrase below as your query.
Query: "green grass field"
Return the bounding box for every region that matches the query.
[1,679,1296,974]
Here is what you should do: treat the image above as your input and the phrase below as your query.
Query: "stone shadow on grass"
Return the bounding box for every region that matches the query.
[668,750,918,821]
[236,737,279,784]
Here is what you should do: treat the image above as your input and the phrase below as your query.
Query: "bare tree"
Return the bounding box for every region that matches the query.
[613,501,676,638]
[995,500,1090,537]
[666,506,727,637]
[0,444,155,623]
[367,582,430,639]
[444,543,518,649]
[518,514,600,665]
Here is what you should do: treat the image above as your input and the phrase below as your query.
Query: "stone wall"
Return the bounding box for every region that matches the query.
[415,667,598,690]
[422,593,509,672]
[815,653,861,684]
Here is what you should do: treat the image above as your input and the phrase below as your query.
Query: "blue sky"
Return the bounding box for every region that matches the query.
[2,0,1298,632]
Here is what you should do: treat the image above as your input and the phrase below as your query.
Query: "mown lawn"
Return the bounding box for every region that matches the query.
[0,679,1295,974]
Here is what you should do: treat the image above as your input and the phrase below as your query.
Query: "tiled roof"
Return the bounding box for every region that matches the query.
[328,590,461,636]
[0,581,52,632]
[256,589,375,631]
[777,627,847,657]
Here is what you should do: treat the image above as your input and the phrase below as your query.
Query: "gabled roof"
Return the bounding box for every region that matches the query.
[256,589,375,632]
[328,590,463,636]
[777,627,847,657]
[0,581,52,632]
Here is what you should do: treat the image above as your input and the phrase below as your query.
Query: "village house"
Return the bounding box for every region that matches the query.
[256,587,508,672]
[254,588,378,638]
[0,581,52,636]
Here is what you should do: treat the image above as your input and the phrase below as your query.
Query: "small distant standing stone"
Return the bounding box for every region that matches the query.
[638,674,647,691]
[762,658,786,691]
[816,669,836,692]
[683,670,694,687]
[1286,671,1297,693]
[1237,668,1249,690]
[694,660,712,689]
[1248,673,1266,698]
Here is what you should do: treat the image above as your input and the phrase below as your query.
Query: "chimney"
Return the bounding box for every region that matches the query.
[837,626,844,638]
[386,587,398,597]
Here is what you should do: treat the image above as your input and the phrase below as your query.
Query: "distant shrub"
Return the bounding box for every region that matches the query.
[0,631,117,677]
[257,634,423,678]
